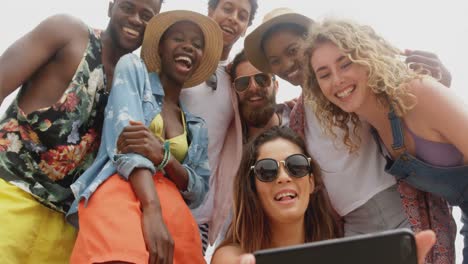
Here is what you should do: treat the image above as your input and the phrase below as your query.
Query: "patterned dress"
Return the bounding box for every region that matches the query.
[0,28,107,213]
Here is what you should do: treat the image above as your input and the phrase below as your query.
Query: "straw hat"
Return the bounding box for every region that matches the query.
[141,10,223,88]
[244,8,314,73]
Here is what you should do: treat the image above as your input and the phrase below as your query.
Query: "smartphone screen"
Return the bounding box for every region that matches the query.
[254,229,417,264]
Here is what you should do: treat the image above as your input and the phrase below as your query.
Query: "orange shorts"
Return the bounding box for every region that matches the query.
[70,172,204,264]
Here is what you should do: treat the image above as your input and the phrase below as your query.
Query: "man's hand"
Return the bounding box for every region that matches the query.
[405,49,452,87]
[117,120,164,165]
[283,97,298,110]
[142,203,174,264]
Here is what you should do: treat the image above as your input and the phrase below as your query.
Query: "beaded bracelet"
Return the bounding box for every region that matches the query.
[157,141,171,171]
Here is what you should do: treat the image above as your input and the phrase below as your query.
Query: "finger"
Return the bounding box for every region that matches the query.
[120,130,152,141]
[239,254,256,264]
[415,230,436,264]
[167,239,174,264]
[406,55,439,67]
[130,120,144,125]
[407,63,441,79]
[404,49,438,59]
[121,125,150,134]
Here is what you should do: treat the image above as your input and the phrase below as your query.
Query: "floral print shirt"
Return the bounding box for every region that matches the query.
[66,54,211,227]
[0,29,106,213]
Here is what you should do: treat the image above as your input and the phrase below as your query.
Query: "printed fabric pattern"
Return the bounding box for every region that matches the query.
[0,28,106,213]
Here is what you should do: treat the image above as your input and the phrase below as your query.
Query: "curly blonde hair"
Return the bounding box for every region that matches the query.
[303,19,420,151]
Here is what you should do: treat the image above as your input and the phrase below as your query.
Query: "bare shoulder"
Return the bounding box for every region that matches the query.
[211,243,245,264]
[407,76,447,99]
[35,14,88,41]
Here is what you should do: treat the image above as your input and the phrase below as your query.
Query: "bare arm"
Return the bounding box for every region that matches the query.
[0,14,87,104]
[129,168,174,264]
[408,77,468,162]
[211,244,245,264]
[117,120,189,191]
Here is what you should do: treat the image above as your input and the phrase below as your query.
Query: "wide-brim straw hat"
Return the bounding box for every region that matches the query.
[141,10,223,88]
[244,8,314,73]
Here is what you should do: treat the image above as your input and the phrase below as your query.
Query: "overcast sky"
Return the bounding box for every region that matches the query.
[1,1,467,261]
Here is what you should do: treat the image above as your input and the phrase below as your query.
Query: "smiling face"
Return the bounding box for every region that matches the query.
[310,41,370,114]
[158,21,204,86]
[108,0,162,52]
[263,27,306,87]
[235,61,277,127]
[254,138,314,225]
[208,0,251,49]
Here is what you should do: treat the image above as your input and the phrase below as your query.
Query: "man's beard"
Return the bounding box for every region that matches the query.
[240,90,277,128]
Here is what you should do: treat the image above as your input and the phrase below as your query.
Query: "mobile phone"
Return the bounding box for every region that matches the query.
[254,228,417,264]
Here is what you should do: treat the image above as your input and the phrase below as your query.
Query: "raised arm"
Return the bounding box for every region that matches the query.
[0,14,87,104]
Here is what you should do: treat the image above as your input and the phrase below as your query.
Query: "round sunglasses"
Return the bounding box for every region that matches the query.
[250,153,312,182]
[232,73,274,93]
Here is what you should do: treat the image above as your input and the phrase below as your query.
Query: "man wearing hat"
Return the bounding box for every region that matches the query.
[244,7,456,263]
[0,0,162,262]
[69,10,223,264]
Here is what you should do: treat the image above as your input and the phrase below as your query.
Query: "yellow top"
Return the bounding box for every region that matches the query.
[149,112,188,163]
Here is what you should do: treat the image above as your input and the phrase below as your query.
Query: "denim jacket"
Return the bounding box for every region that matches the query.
[66,54,211,226]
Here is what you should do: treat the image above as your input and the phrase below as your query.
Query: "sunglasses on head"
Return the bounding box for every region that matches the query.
[250,153,312,182]
[233,73,274,93]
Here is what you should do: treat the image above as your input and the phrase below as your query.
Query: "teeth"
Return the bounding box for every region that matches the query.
[221,26,235,34]
[275,192,297,200]
[336,86,355,98]
[123,27,139,37]
[175,56,192,67]
[249,96,263,101]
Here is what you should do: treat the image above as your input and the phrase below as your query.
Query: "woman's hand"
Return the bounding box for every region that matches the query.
[141,203,174,264]
[117,120,164,165]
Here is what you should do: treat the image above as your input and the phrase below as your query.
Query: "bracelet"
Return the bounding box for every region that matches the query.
[156,141,171,171]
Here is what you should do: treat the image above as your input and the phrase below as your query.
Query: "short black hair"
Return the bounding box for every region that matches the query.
[208,0,258,26]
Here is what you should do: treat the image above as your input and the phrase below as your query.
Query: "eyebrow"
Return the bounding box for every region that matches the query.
[315,55,346,72]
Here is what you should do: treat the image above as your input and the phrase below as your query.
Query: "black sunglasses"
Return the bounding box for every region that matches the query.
[250,153,312,182]
[233,73,274,93]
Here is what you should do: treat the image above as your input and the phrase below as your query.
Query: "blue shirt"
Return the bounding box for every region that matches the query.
[66,54,211,226]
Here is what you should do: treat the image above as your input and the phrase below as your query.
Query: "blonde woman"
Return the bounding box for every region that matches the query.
[304,19,468,263]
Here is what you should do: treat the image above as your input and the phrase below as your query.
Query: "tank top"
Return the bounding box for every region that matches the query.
[0,28,107,213]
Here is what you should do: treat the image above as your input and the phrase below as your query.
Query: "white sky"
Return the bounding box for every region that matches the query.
[1,0,467,261]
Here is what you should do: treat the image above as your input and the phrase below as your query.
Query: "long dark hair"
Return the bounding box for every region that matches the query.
[220,126,341,252]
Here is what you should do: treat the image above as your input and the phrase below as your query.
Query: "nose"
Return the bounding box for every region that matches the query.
[332,71,344,87]
[128,12,143,27]
[276,161,292,184]
[247,76,261,92]
[182,42,195,53]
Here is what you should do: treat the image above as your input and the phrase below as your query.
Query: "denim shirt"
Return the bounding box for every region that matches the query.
[66,54,211,227]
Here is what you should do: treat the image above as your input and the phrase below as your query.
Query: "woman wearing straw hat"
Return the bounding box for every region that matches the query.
[68,10,222,264]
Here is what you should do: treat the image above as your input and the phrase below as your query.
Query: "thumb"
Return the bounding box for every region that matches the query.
[239,254,256,264]
[415,230,436,264]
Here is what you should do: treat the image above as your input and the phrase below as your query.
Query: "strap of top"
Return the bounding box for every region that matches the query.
[388,107,406,152]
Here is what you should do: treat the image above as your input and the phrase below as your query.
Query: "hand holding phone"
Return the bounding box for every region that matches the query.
[254,229,417,264]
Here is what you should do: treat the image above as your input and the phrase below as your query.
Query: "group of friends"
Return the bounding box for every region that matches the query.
[0,0,467,264]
